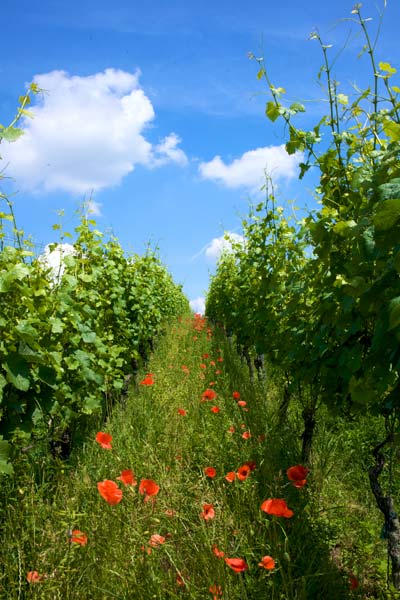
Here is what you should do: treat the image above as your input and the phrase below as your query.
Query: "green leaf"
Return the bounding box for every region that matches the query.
[79,273,93,283]
[82,331,97,344]
[16,108,33,119]
[49,317,64,334]
[15,320,39,344]
[0,126,24,142]
[82,396,101,415]
[270,86,286,97]
[299,162,311,179]
[257,68,266,80]
[266,101,280,122]
[286,140,304,155]
[18,342,42,363]
[19,95,31,106]
[345,276,367,298]
[289,102,305,113]
[389,297,400,331]
[3,354,30,391]
[38,365,58,388]
[333,220,357,236]
[0,263,30,293]
[373,199,400,231]
[361,228,375,258]
[383,120,400,142]
[0,212,13,221]
[378,179,400,201]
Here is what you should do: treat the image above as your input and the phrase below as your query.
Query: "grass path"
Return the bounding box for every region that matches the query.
[0,315,390,598]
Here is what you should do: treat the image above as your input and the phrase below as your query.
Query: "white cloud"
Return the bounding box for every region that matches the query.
[153,133,188,167]
[199,145,302,190]
[38,242,76,284]
[205,232,244,260]
[84,198,102,217]
[190,297,205,315]
[1,68,188,194]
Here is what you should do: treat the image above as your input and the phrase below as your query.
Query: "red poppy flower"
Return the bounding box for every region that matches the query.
[201,389,217,401]
[217,357,223,362]
[286,465,309,488]
[228,425,235,433]
[224,557,248,573]
[204,466,217,478]
[117,469,137,486]
[293,479,307,488]
[211,406,220,414]
[165,509,176,517]
[176,573,185,587]
[210,360,216,366]
[349,574,359,590]
[215,369,222,375]
[243,461,256,471]
[238,400,247,407]
[200,363,207,369]
[202,353,210,359]
[27,571,44,583]
[212,544,225,558]
[209,381,216,386]
[260,498,293,518]
[140,373,154,386]
[209,584,223,598]
[69,529,88,546]
[139,479,160,501]
[225,471,236,482]
[177,408,187,416]
[149,534,166,547]
[258,555,275,570]
[241,431,251,440]
[201,503,215,520]
[232,391,241,399]
[97,480,123,505]
[95,431,112,449]
[237,464,251,481]
[181,365,190,374]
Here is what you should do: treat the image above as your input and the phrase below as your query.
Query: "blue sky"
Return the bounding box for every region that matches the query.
[0,0,398,312]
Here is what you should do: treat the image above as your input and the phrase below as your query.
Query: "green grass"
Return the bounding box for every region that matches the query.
[0,316,398,599]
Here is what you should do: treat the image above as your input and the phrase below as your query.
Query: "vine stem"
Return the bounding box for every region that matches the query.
[368,433,400,589]
[353,4,380,150]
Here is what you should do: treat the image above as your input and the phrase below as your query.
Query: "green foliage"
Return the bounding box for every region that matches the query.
[0,209,188,474]
[0,83,39,150]
[207,1,400,424]
[207,2,400,587]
